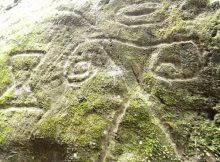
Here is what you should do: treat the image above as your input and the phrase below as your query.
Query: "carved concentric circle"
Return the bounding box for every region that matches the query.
[64,41,110,87]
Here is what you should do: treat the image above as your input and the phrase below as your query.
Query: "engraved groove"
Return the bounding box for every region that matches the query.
[0,50,46,111]
[116,2,163,26]
[63,42,110,87]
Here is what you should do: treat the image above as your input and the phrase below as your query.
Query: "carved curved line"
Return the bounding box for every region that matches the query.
[67,71,92,82]
[0,107,44,115]
[116,2,163,26]
[63,41,109,87]
[141,93,182,159]
[115,20,162,27]
[153,74,199,83]
[117,2,161,16]
[10,50,46,56]
[34,38,201,90]
[66,70,98,87]
[34,39,193,90]
[89,37,199,51]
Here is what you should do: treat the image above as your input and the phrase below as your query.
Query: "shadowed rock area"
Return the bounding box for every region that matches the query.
[0,0,219,161]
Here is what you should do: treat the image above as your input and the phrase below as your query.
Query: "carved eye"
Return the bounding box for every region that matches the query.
[121,3,160,16]
[149,41,202,82]
[116,2,162,26]
[64,42,109,87]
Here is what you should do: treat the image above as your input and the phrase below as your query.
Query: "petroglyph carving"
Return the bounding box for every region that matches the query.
[0,0,20,12]
[116,2,162,26]
[0,51,46,108]
[64,41,110,87]
[10,53,44,83]
[149,41,202,81]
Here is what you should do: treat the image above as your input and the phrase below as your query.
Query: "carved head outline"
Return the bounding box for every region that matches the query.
[64,41,111,87]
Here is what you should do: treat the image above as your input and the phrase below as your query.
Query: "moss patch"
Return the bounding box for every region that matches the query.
[154,7,186,39]
[112,96,179,162]
[0,54,11,95]
[0,115,12,148]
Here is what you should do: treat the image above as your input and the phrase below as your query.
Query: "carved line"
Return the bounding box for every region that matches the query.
[33,44,79,90]
[100,98,130,162]
[0,50,47,111]
[117,2,161,16]
[152,74,198,83]
[10,50,46,56]
[116,2,163,26]
[141,93,182,159]
[115,20,163,27]
[100,91,182,161]
[0,107,44,115]
[89,36,199,51]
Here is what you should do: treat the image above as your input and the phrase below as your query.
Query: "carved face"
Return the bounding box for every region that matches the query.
[0,0,219,162]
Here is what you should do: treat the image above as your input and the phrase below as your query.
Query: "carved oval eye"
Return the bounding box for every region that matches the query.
[116,2,162,26]
[121,3,160,16]
[149,41,202,81]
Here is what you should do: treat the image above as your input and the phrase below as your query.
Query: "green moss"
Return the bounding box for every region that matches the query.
[84,74,127,96]
[35,98,111,160]
[0,54,11,95]
[0,115,12,147]
[143,73,203,108]
[11,56,40,70]
[6,22,48,53]
[188,9,220,44]
[143,72,157,93]
[100,3,111,13]
[150,0,170,22]
[0,88,14,106]
[34,88,51,110]
[112,96,179,161]
[152,85,205,109]
[36,117,59,138]
[89,96,122,116]
[155,8,186,38]
[193,121,220,159]
[162,112,220,160]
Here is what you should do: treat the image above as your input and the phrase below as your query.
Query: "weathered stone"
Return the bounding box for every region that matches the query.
[0,0,219,161]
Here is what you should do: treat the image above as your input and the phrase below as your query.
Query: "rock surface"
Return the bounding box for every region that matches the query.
[0,0,219,161]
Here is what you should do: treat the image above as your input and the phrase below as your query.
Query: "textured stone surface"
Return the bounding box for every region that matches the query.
[0,0,220,161]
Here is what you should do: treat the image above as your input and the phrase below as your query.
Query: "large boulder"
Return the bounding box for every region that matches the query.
[0,0,219,161]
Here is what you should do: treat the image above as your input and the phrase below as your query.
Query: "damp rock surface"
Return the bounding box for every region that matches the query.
[0,0,220,161]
